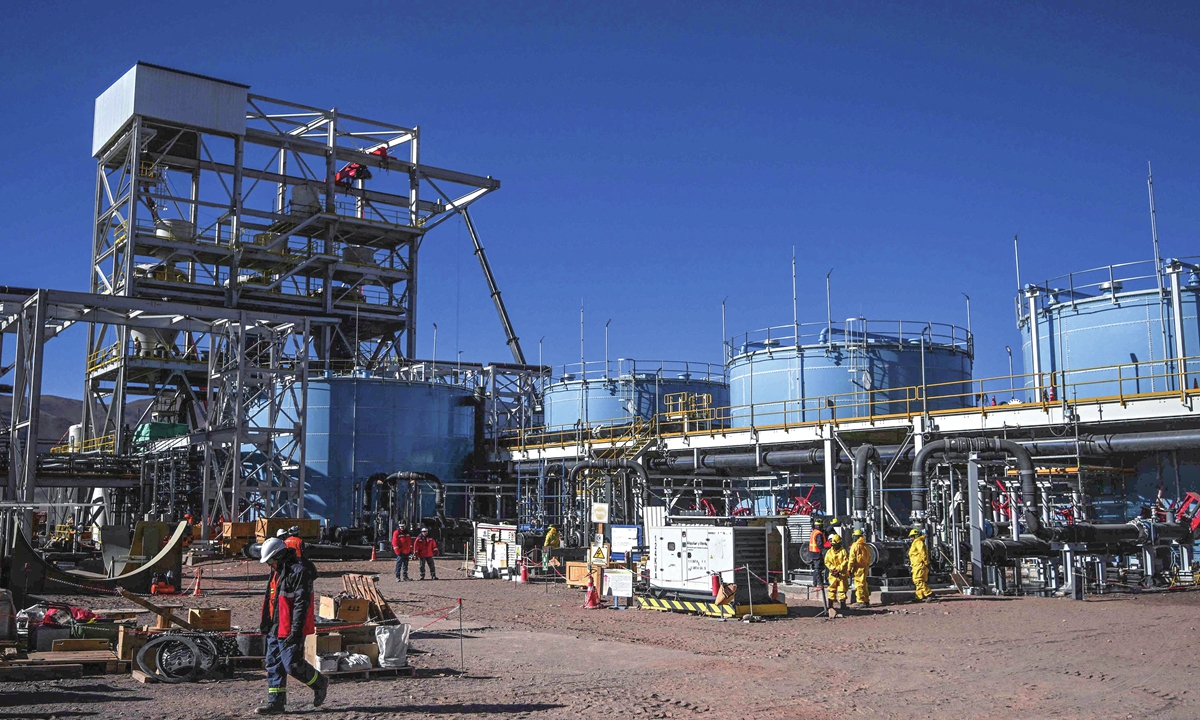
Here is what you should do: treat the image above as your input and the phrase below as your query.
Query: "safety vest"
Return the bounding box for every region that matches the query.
[809,529,825,553]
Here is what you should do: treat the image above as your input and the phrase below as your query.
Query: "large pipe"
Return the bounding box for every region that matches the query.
[567,459,651,522]
[387,472,446,527]
[851,444,880,529]
[1023,429,1200,457]
[910,437,1038,533]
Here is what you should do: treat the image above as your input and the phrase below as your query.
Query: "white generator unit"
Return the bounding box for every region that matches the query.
[648,524,781,602]
[472,522,520,579]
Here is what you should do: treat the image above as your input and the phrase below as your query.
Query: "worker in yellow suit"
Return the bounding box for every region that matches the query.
[908,528,933,602]
[823,534,849,608]
[848,528,871,607]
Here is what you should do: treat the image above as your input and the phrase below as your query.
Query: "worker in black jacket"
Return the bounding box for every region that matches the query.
[256,537,328,714]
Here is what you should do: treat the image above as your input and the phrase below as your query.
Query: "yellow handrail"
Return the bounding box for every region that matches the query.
[502,354,1200,450]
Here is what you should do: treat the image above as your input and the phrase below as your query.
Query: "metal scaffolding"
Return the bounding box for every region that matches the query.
[85,63,500,455]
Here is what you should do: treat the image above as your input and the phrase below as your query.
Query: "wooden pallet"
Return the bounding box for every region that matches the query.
[326,664,414,681]
[3,650,128,675]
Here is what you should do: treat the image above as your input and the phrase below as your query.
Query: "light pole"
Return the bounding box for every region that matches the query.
[605,319,611,379]
[962,293,972,337]
[1006,345,1014,400]
[432,323,438,379]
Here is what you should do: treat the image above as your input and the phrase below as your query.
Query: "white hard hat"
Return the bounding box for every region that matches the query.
[276,529,288,537]
[260,537,288,564]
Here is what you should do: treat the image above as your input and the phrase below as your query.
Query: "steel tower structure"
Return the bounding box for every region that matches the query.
[83,63,500,525]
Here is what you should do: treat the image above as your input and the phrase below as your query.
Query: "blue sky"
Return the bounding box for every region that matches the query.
[3,1,1199,397]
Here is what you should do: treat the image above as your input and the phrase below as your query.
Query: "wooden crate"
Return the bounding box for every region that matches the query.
[255,518,321,541]
[222,522,256,539]
[187,608,231,631]
[564,562,603,588]
[51,638,112,652]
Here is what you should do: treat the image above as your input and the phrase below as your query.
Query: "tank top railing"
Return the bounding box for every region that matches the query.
[498,353,1200,450]
[728,319,973,358]
[1017,255,1200,322]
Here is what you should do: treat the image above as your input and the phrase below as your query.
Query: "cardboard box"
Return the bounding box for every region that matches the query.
[337,624,377,647]
[187,608,232,631]
[318,596,369,623]
[344,642,379,667]
[304,632,341,666]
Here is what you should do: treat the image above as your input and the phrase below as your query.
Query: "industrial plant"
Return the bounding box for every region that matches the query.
[1,61,1198,714]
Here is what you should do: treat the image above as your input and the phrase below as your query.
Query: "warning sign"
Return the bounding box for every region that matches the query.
[589,544,610,567]
[590,502,610,524]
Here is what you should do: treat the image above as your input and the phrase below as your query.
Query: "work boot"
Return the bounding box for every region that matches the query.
[312,673,329,707]
[255,691,286,715]
[431,574,438,580]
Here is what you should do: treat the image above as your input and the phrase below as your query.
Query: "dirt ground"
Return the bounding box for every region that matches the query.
[5,556,1200,720]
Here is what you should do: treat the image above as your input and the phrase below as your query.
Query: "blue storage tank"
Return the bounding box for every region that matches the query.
[542,360,728,428]
[727,319,973,428]
[292,374,478,525]
[1019,258,1200,401]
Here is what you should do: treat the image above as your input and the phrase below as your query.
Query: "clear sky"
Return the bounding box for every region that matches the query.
[3,1,1199,397]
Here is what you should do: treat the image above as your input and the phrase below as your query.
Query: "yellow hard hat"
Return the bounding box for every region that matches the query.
[829,534,842,544]
[852,529,863,537]
[909,528,922,537]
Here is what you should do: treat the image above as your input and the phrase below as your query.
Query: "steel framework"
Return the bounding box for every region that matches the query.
[85,63,499,455]
[0,288,331,540]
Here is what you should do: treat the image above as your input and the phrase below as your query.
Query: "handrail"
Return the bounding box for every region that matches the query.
[499,353,1200,450]
[728,319,972,358]
[549,358,726,384]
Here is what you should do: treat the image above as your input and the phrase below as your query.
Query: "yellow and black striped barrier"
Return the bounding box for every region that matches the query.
[636,596,788,618]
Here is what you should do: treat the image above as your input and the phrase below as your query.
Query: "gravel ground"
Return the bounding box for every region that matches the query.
[5,557,1200,719]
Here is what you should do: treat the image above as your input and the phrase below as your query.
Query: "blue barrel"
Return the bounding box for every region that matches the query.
[293,374,477,525]
[1019,258,1200,401]
[727,320,973,428]
[542,360,728,429]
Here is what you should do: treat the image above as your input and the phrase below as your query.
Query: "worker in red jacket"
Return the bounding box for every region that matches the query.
[413,527,439,580]
[256,537,327,714]
[391,524,414,581]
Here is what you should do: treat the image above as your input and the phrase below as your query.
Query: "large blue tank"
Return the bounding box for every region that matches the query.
[1019,258,1200,401]
[542,360,728,429]
[727,320,973,427]
[296,374,478,525]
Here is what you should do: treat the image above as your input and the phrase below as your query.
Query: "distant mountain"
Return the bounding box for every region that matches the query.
[0,395,155,445]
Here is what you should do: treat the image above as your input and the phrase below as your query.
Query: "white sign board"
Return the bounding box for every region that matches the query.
[590,502,610,524]
[610,526,639,557]
[603,569,634,598]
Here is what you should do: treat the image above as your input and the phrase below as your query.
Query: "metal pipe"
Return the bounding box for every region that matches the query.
[567,459,651,525]
[1167,260,1187,390]
[1025,286,1042,398]
[851,444,879,529]
[909,437,1037,533]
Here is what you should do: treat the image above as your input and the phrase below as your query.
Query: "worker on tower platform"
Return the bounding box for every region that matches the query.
[391,524,414,581]
[824,534,849,608]
[908,528,934,602]
[848,528,871,607]
[256,537,327,714]
[809,519,829,586]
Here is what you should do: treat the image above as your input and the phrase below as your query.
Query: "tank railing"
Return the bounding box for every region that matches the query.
[728,319,972,357]
[1018,255,1200,319]
[498,354,1200,450]
[309,359,490,390]
[550,359,726,384]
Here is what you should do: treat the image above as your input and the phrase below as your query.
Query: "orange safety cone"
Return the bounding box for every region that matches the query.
[192,569,203,597]
[581,576,601,609]
[370,545,377,562]
[520,562,529,583]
